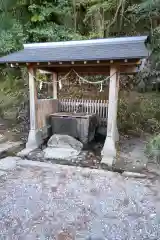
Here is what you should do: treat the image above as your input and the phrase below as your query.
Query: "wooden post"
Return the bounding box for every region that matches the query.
[29,67,37,130]
[52,72,58,99]
[101,65,119,166]
[26,67,39,149]
[114,71,120,142]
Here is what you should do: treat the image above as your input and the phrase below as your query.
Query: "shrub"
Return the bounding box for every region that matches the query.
[118,91,160,135]
[145,134,160,162]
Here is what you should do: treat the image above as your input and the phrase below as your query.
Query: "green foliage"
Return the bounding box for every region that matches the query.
[118,92,160,135]
[0,20,26,54]
[28,22,76,42]
[28,2,62,23]
[133,0,160,76]
[0,0,159,54]
[0,67,28,122]
[133,0,160,19]
[145,134,160,161]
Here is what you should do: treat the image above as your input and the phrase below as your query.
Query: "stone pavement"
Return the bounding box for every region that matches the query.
[0,158,160,239]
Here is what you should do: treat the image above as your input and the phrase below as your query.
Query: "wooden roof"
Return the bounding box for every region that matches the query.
[0,36,148,64]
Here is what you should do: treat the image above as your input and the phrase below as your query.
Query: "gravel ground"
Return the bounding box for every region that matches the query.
[0,158,160,239]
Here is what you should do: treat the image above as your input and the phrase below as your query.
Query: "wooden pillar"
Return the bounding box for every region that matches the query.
[114,71,120,142]
[29,67,37,130]
[26,67,39,149]
[52,72,58,99]
[101,65,119,166]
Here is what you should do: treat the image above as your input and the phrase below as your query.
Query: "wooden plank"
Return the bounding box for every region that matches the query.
[37,99,58,128]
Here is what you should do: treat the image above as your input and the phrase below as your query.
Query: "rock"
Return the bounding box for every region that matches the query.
[76,151,88,160]
[44,147,80,160]
[0,157,20,171]
[57,230,74,240]
[28,148,45,161]
[44,135,83,161]
[47,134,83,151]
[122,171,147,178]
[88,152,95,158]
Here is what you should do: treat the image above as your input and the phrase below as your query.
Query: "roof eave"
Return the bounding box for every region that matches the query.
[0,55,148,64]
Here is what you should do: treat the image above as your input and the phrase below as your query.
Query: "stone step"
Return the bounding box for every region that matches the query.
[0,141,24,158]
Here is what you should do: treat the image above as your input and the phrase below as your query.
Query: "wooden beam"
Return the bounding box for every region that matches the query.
[8,59,141,68]
[120,65,138,73]
[39,64,138,75]
[42,61,140,67]
[39,66,110,75]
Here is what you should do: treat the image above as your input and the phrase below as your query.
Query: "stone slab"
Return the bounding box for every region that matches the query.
[122,171,147,178]
[47,134,83,151]
[44,147,80,160]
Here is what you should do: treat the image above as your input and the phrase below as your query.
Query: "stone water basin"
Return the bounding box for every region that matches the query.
[50,112,98,144]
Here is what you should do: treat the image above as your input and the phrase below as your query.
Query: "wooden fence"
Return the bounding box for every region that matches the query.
[59,99,108,126]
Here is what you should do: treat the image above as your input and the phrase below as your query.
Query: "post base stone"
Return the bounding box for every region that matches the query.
[101,136,117,167]
[26,130,42,149]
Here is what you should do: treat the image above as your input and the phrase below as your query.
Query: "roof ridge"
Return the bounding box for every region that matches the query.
[23,36,147,49]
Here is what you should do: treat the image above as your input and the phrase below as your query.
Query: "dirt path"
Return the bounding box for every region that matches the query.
[0,158,160,239]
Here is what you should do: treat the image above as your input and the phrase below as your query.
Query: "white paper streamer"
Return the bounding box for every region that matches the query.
[59,79,62,89]
[100,82,103,92]
[39,81,43,90]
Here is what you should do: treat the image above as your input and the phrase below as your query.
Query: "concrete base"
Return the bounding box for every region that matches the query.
[26,125,51,149]
[101,136,117,167]
[26,130,41,149]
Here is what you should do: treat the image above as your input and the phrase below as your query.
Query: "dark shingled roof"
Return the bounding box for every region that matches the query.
[0,36,148,63]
